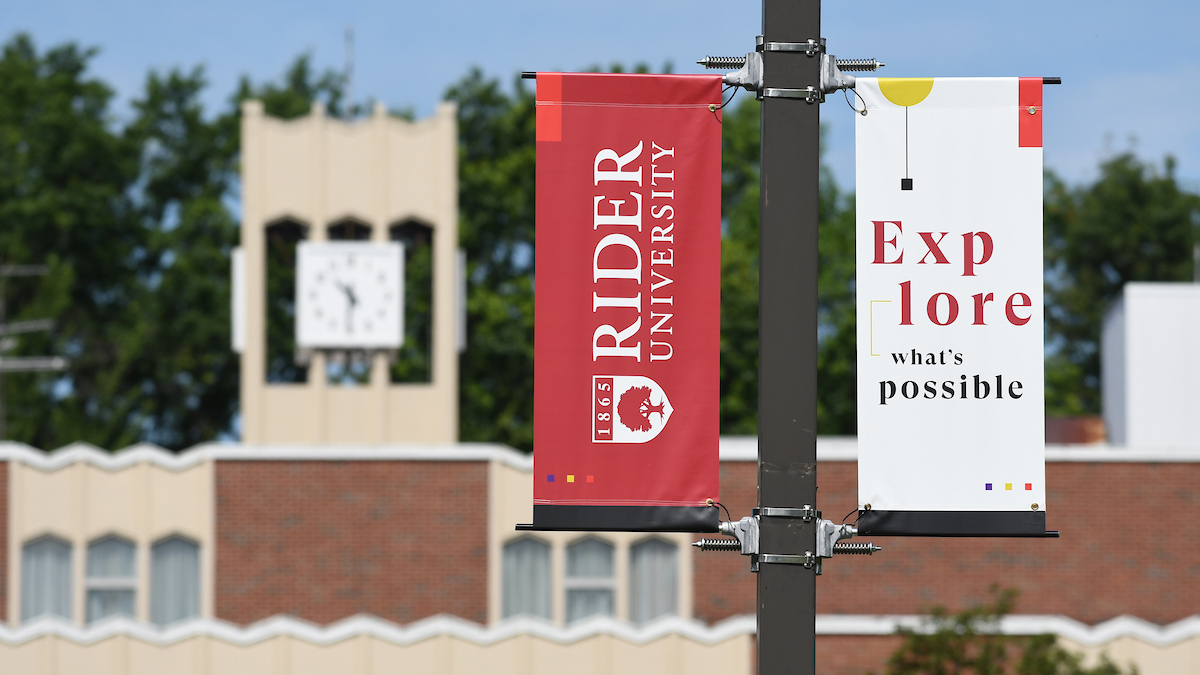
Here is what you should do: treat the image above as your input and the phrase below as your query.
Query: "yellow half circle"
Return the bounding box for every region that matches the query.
[878,78,934,107]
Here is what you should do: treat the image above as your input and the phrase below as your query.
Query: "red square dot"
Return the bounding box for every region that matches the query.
[1025,483,1032,490]
[586,475,594,483]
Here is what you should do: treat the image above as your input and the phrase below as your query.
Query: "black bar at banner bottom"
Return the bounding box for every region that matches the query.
[517,505,719,533]
[857,509,1057,537]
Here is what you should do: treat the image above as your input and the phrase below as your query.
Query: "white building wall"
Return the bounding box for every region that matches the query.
[1102,283,1200,447]
[1100,295,1126,444]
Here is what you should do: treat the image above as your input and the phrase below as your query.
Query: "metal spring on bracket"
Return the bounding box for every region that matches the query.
[833,542,882,555]
[692,537,742,552]
[835,59,885,72]
[697,56,747,70]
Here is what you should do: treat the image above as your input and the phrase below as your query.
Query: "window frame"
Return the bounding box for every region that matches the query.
[501,536,553,620]
[564,537,617,623]
[150,535,201,626]
[84,535,138,624]
[628,536,679,625]
[21,534,74,622]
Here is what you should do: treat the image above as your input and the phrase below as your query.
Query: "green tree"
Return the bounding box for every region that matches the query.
[0,34,353,450]
[1043,154,1200,415]
[0,34,143,449]
[445,69,537,450]
[879,587,1135,675]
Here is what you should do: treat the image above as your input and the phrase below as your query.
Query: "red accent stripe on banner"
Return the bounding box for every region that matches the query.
[536,73,562,142]
[1018,77,1042,148]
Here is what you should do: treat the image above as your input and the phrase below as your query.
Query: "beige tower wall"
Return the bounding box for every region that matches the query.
[240,101,459,445]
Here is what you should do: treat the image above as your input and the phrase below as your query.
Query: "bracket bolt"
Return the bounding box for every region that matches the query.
[833,542,882,555]
[692,537,742,552]
[1032,503,1039,510]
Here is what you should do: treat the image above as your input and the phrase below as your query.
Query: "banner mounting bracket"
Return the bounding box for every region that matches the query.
[760,505,817,521]
[698,36,883,104]
[694,512,881,575]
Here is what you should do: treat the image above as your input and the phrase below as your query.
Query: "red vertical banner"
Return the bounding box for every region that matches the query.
[532,73,723,532]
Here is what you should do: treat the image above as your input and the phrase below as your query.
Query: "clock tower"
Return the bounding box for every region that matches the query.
[236,100,459,444]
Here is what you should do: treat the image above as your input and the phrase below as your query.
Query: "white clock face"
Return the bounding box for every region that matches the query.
[295,241,404,349]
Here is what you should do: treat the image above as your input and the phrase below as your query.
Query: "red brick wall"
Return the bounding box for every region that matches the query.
[694,461,758,622]
[816,635,903,675]
[215,461,488,626]
[697,460,1200,627]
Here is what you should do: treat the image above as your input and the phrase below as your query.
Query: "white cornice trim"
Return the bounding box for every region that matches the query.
[718,437,1200,463]
[815,614,1200,648]
[3,614,1198,648]
[3,437,1199,474]
[0,614,755,648]
[0,441,534,473]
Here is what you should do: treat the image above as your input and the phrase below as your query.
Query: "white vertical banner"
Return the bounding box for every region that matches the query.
[855,77,1048,536]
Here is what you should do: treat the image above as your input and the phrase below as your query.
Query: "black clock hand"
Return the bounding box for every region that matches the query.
[335,281,358,333]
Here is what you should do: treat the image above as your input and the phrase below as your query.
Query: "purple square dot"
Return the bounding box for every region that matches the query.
[548,475,555,482]
[985,483,992,490]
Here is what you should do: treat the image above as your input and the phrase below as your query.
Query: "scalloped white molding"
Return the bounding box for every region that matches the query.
[1,437,1198,474]
[3,613,1199,649]
[2,613,755,647]
[0,441,535,472]
[718,437,1200,463]
[816,614,1200,647]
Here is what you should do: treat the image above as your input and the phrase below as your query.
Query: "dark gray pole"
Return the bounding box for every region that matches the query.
[757,0,821,673]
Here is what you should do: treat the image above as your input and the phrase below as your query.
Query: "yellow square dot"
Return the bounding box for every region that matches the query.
[1005,483,1012,491]
[567,475,575,483]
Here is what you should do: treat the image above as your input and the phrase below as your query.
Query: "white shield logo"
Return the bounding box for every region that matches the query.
[593,375,673,444]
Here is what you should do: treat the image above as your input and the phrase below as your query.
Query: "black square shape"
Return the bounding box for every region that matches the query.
[901,178,913,190]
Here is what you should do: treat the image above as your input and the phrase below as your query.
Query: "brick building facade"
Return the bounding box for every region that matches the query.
[1,439,1197,674]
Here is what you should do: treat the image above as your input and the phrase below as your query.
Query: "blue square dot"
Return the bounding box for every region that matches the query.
[985,483,992,491]
[547,475,555,482]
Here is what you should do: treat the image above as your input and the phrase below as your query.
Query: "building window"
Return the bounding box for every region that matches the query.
[150,536,200,625]
[389,219,435,384]
[502,537,551,619]
[629,538,678,624]
[565,538,615,623]
[86,536,137,623]
[265,218,310,383]
[21,536,72,621]
[327,218,372,241]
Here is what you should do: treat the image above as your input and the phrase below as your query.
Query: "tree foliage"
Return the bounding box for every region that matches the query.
[0,41,861,450]
[0,35,351,449]
[879,587,1136,675]
[1043,155,1200,415]
[446,69,538,450]
[1,34,146,449]
[7,31,1195,450]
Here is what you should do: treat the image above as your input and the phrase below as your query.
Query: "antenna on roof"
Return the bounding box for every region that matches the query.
[344,24,355,118]
[0,264,69,440]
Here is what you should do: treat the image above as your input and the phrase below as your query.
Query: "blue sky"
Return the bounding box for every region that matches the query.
[7,0,1200,191]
